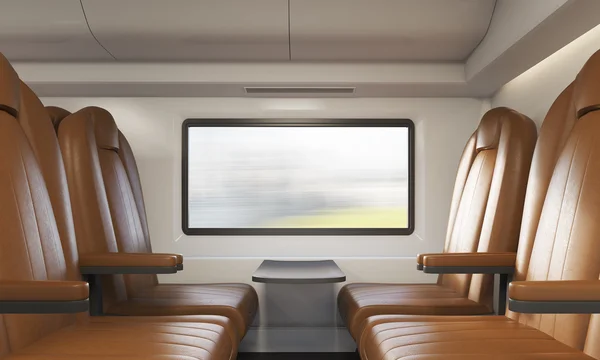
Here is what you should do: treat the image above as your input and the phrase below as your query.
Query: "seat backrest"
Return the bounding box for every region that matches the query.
[23,91,130,315]
[440,108,537,308]
[46,106,152,249]
[24,94,132,312]
[0,54,80,357]
[503,83,577,319]
[45,106,72,131]
[58,107,156,305]
[513,49,600,358]
[19,87,81,281]
[117,130,153,254]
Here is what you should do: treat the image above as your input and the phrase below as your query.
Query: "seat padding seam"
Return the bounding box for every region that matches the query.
[553,141,594,337]
[371,322,533,348]
[380,337,577,360]
[8,151,36,280]
[541,132,581,286]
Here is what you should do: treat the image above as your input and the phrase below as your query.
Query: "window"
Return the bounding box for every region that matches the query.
[182,119,414,235]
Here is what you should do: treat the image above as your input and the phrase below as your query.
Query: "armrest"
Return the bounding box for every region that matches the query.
[509,280,600,314]
[416,252,486,270]
[422,252,516,274]
[416,253,436,270]
[80,253,179,275]
[80,253,178,316]
[0,281,89,314]
[0,281,88,301]
[153,253,184,271]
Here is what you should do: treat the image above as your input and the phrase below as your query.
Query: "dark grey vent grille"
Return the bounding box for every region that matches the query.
[244,87,356,95]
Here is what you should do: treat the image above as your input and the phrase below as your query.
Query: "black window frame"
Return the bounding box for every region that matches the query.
[182,118,415,236]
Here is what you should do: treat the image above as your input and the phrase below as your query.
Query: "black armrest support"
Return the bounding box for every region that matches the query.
[508,299,600,314]
[421,253,517,316]
[79,253,179,316]
[0,300,89,314]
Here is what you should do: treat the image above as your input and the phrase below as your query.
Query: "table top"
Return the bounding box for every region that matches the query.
[252,260,346,284]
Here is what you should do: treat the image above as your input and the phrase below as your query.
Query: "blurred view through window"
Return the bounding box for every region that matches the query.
[184,120,413,234]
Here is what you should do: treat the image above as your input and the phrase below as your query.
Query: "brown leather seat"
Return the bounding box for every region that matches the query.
[358,50,600,360]
[360,315,592,359]
[339,107,537,340]
[53,105,257,340]
[45,105,71,131]
[0,53,235,360]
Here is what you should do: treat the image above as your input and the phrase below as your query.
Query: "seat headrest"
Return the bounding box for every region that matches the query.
[46,106,72,132]
[0,53,20,117]
[74,106,119,151]
[574,49,600,118]
[475,107,512,151]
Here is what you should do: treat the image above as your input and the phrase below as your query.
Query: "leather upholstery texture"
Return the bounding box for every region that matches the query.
[509,281,600,302]
[339,107,537,340]
[359,49,600,360]
[0,55,237,360]
[44,106,71,131]
[18,85,82,282]
[509,83,577,314]
[107,283,259,338]
[421,252,516,267]
[339,283,491,340]
[12,319,234,360]
[359,315,593,360]
[117,130,153,247]
[79,252,179,267]
[0,281,88,301]
[57,106,258,339]
[0,53,19,117]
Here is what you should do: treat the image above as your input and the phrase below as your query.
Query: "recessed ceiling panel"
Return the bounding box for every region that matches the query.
[82,0,290,61]
[0,0,114,61]
[290,0,496,61]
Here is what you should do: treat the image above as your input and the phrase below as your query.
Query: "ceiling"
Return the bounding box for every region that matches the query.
[0,0,495,62]
[7,0,600,98]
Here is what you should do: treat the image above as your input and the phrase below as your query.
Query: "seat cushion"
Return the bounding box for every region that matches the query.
[359,315,593,360]
[106,283,258,340]
[91,315,239,359]
[384,356,592,360]
[10,317,234,360]
[8,356,201,360]
[338,283,492,340]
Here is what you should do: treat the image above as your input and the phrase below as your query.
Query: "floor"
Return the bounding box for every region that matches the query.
[238,353,359,360]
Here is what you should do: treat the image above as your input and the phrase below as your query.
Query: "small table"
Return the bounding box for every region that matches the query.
[252,260,346,284]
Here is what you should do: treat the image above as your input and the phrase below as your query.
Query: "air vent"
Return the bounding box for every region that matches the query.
[244,87,356,95]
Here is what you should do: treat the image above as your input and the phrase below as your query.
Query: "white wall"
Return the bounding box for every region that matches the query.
[42,96,486,351]
[492,24,600,125]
